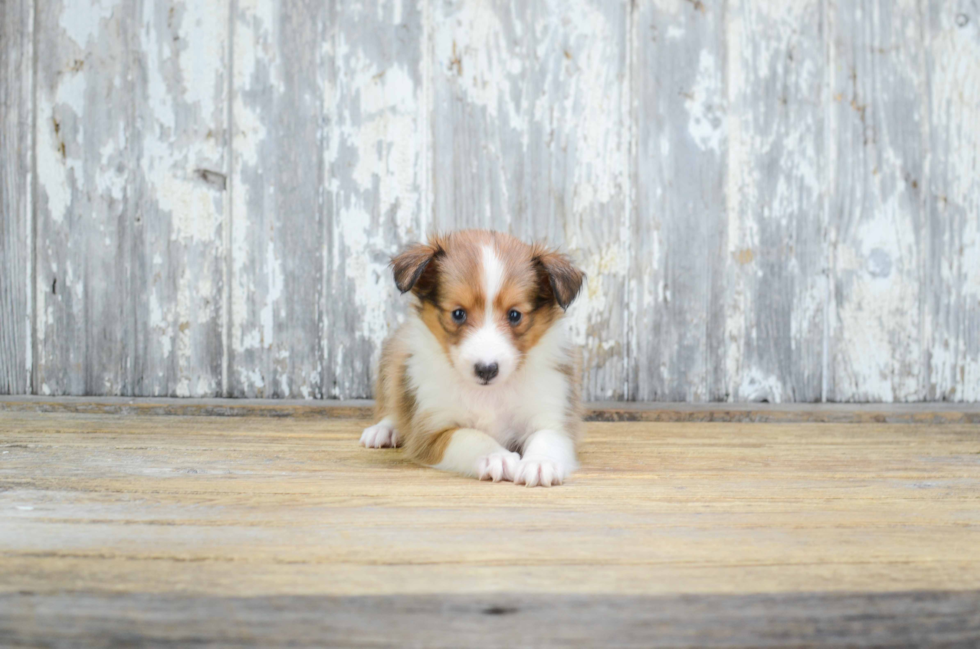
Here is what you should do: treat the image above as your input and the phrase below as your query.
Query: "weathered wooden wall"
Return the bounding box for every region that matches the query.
[1,0,978,402]
[0,0,34,395]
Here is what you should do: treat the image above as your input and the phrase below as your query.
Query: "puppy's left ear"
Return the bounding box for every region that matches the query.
[533,247,586,311]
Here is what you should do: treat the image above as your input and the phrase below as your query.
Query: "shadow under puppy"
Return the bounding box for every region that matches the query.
[360,230,585,487]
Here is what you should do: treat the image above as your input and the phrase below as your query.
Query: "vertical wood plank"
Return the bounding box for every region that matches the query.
[327,0,426,399]
[229,0,327,398]
[827,0,928,401]
[34,0,229,396]
[35,0,134,395]
[136,1,229,396]
[630,0,728,401]
[431,0,631,399]
[0,0,33,394]
[722,0,826,402]
[924,1,980,401]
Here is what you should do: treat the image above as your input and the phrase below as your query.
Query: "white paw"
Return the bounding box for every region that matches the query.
[514,459,569,487]
[477,451,521,483]
[360,420,400,448]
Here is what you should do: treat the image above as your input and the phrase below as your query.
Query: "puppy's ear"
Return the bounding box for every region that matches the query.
[533,247,585,311]
[391,241,441,296]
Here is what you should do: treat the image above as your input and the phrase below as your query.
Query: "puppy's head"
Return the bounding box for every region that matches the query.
[392,230,584,387]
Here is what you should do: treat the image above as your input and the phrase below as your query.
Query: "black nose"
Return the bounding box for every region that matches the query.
[474,362,499,383]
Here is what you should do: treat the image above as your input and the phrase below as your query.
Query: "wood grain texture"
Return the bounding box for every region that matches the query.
[925,1,980,402]
[827,0,930,401]
[327,0,426,399]
[1,412,979,598]
[431,0,631,398]
[5,1,980,402]
[229,0,326,398]
[630,0,728,401]
[723,0,827,402]
[0,411,979,646]
[0,0,33,394]
[4,395,980,423]
[3,591,979,648]
[34,0,135,396]
[136,1,229,398]
[34,0,229,397]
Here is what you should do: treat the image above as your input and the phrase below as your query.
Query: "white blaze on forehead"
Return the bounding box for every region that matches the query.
[481,244,504,320]
[450,242,518,385]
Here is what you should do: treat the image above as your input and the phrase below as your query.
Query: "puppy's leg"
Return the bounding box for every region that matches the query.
[362,333,405,449]
[360,417,400,448]
[515,429,577,487]
[429,428,520,482]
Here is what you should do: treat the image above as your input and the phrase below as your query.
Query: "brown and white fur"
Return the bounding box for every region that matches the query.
[360,230,585,487]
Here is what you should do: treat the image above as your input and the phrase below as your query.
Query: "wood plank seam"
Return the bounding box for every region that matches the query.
[1,396,979,424]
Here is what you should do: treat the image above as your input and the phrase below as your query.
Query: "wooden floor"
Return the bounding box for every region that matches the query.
[1,405,979,647]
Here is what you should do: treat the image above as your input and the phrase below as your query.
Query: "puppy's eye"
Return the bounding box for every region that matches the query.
[451,308,467,324]
[508,309,522,325]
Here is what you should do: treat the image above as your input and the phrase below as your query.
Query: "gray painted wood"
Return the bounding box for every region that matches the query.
[431,0,631,399]
[34,0,139,396]
[828,0,929,401]
[3,0,979,402]
[229,0,425,400]
[925,1,980,402]
[2,591,979,648]
[630,0,728,401]
[0,0,33,394]
[327,0,426,399]
[34,0,228,397]
[229,0,327,398]
[721,0,827,402]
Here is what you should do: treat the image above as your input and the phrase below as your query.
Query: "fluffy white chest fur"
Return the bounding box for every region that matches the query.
[404,316,572,450]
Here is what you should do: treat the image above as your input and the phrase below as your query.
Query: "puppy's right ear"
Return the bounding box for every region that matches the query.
[391,241,440,296]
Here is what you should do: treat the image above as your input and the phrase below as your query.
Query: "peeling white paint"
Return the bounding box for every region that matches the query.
[685,51,724,153]
[433,2,522,123]
[720,1,829,402]
[157,176,222,243]
[739,368,785,404]
[59,0,114,49]
[564,4,624,215]
[37,87,84,226]
[260,240,282,350]
[14,0,978,403]
[342,54,420,218]
[175,2,225,117]
[150,293,172,361]
[65,261,81,301]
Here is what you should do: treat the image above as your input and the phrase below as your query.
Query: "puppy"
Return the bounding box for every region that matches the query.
[360,230,585,487]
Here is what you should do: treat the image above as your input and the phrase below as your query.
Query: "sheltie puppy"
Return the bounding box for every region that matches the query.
[360,230,585,487]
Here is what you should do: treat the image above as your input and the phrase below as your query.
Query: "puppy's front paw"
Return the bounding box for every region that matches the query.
[477,451,521,483]
[514,459,569,487]
[360,419,400,448]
